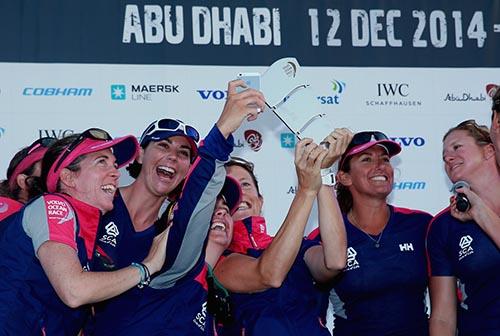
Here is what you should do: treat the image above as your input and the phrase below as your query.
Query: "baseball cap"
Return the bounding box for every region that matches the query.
[339,131,401,170]
[46,128,139,192]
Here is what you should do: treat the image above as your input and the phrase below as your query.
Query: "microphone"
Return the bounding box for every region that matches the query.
[451,181,470,212]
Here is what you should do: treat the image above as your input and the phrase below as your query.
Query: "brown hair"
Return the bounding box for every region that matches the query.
[443,119,492,146]
[335,159,353,214]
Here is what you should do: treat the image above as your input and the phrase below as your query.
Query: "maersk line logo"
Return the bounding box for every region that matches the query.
[111,84,126,100]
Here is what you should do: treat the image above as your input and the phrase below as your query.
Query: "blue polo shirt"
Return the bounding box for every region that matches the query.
[218,216,328,336]
[91,125,233,335]
[0,194,100,335]
[427,208,500,336]
[309,205,432,336]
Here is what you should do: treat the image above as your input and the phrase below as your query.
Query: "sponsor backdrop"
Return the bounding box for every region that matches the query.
[0,0,499,236]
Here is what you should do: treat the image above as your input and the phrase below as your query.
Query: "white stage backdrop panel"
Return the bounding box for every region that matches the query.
[0,63,497,234]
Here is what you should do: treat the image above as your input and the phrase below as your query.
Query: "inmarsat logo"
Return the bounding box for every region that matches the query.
[458,235,474,260]
[345,247,360,271]
[317,79,346,105]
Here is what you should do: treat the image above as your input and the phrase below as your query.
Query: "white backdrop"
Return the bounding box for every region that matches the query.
[0,62,497,234]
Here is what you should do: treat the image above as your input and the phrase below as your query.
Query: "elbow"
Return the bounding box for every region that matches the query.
[325,258,346,273]
[264,276,284,289]
[324,249,347,272]
[259,267,285,289]
[58,288,87,308]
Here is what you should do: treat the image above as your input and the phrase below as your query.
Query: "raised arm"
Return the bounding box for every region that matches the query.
[215,139,327,293]
[150,80,266,289]
[304,128,352,283]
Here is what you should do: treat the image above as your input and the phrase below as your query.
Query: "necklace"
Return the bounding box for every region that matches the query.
[349,211,387,248]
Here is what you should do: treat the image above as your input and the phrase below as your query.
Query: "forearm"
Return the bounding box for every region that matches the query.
[429,318,456,336]
[257,189,316,287]
[316,185,347,272]
[39,242,145,308]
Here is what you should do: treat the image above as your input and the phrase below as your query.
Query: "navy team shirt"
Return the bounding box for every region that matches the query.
[90,125,233,335]
[427,208,500,336]
[218,216,329,336]
[309,205,432,336]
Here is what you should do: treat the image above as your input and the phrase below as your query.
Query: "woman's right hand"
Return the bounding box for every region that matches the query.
[294,138,328,195]
[216,80,266,138]
[142,228,169,275]
[321,127,353,169]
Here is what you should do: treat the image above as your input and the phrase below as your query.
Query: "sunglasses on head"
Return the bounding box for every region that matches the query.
[227,156,254,173]
[141,119,200,143]
[207,265,234,325]
[26,137,57,155]
[347,131,390,149]
[52,128,112,173]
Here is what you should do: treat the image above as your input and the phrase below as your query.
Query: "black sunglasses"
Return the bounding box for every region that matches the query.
[347,131,389,150]
[52,128,112,173]
[207,265,234,325]
[26,137,57,155]
[339,131,390,169]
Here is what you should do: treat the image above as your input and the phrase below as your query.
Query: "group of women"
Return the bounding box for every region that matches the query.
[0,79,498,336]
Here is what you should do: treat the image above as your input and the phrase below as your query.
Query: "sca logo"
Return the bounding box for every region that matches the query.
[280,133,296,148]
[111,84,126,100]
[197,89,227,101]
[458,235,474,261]
[317,79,345,105]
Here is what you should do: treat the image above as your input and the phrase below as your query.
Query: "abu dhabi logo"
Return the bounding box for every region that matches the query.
[111,84,126,100]
[280,132,296,148]
[317,79,346,105]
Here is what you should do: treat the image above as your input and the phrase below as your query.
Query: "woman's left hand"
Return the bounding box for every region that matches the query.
[294,138,328,194]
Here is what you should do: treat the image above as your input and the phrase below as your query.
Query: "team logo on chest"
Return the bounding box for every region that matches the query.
[345,247,360,271]
[99,221,120,247]
[458,235,474,261]
[399,242,414,251]
[192,301,207,331]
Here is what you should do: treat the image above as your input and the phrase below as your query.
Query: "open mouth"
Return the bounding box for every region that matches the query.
[237,201,250,211]
[370,175,388,182]
[157,165,175,178]
[210,221,226,231]
[101,184,117,194]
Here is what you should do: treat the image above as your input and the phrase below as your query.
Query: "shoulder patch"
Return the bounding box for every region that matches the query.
[43,194,75,225]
